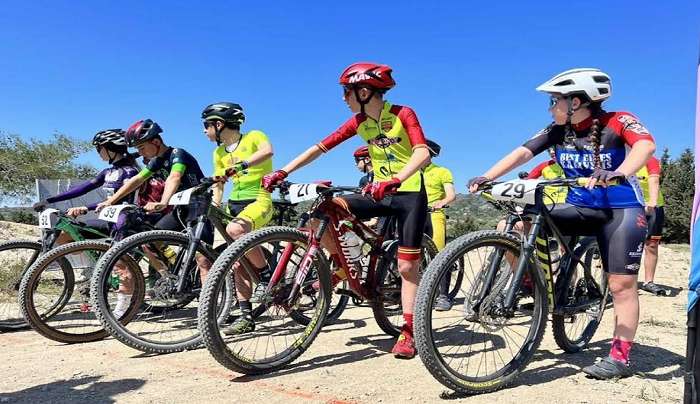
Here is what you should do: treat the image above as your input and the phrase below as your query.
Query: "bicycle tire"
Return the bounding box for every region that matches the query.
[552,237,608,353]
[0,240,43,331]
[91,230,230,354]
[199,226,330,375]
[414,230,548,395]
[19,240,125,343]
[372,235,438,337]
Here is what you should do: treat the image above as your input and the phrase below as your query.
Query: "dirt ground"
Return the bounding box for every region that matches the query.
[0,221,689,403]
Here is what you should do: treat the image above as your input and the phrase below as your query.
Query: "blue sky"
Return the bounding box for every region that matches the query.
[1,1,698,195]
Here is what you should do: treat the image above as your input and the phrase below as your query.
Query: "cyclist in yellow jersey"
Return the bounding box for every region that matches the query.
[201,102,274,334]
[422,140,456,311]
[636,156,666,295]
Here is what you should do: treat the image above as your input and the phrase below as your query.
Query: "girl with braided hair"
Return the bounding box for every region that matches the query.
[468,68,656,379]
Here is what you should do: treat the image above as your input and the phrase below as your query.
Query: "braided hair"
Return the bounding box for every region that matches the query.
[587,101,604,169]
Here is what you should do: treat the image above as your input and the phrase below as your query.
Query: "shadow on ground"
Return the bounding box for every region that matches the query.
[439,340,684,400]
[0,375,145,403]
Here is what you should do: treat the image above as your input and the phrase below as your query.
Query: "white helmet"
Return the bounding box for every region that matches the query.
[536,68,612,102]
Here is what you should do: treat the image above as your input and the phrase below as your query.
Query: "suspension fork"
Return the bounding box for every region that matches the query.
[502,214,543,311]
[469,213,520,310]
[286,217,329,306]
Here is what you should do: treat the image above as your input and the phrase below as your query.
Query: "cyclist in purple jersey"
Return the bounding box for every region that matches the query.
[469,68,656,379]
[33,129,140,243]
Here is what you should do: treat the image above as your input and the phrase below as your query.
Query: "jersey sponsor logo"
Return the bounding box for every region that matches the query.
[558,152,613,170]
[636,213,647,229]
[105,170,121,182]
[625,263,640,272]
[616,115,650,135]
[381,119,393,132]
[628,241,644,258]
[369,134,400,149]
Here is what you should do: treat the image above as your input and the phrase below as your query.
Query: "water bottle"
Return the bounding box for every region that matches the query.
[339,224,363,263]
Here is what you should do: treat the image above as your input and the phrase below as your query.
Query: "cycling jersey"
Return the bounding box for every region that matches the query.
[636,156,665,207]
[424,164,453,205]
[213,130,273,201]
[527,159,567,204]
[523,111,655,209]
[318,101,428,192]
[46,158,139,210]
[138,147,205,192]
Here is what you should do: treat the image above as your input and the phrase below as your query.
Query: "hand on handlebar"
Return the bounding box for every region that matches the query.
[262,170,288,192]
[66,206,88,218]
[363,178,401,201]
[586,169,625,189]
[467,176,491,193]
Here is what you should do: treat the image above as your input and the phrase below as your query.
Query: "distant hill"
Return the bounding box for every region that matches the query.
[444,193,500,238]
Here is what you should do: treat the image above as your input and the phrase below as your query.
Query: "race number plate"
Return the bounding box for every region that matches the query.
[289,183,320,204]
[490,179,542,205]
[170,187,197,206]
[98,205,131,223]
[38,209,60,229]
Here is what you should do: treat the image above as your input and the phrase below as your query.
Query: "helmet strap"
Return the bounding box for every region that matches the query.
[354,87,376,116]
[564,97,577,146]
[214,122,224,146]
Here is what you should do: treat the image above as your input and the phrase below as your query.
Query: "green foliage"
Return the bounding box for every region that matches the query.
[0,208,37,225]
[660,148,694,243]
[445,194,499,239]
[0,132,97,203]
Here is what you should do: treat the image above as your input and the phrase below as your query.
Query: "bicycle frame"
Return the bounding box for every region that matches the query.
[475,184,595,317]
[265,186,391,306]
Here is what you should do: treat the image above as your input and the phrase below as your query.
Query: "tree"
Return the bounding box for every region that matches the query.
[661,148,694,243]
[0,132,97,203]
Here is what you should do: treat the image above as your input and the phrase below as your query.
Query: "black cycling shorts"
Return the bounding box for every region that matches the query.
[646,206,664,241]
[338,189,428,261]
[548,203,647,275]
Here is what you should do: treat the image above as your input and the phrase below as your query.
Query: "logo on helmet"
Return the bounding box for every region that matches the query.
[348,72,381,84]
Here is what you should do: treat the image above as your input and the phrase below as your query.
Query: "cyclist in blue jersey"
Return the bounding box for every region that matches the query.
[469,68,656,379]
[33,129,140,243]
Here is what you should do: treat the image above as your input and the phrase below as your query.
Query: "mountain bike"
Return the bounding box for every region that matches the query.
[90,178,235,354]
[414,177,608,395]
[18,207,154,342]
[0,209,107,331]
[198,182,438,375]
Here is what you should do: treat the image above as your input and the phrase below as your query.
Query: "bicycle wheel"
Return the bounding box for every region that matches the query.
[199,226,330,375]
[91,230,232,354]
[372,235,438,337]
[414,230,548,395]
[0,240,43,330]
[19,240,135,343]
[552,237,608,353]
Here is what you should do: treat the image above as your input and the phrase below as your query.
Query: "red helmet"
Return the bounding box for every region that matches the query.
[125,119,162,147]
[339,62,395,90]
[353,145,370,159]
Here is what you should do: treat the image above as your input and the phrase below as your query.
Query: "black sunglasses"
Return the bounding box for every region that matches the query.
[203,121,218,129]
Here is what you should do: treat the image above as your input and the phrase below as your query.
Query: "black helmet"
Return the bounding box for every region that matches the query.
[426,139,441,157]
[125,119,163,147]
[201,102,245,126]
[92,129,127,152]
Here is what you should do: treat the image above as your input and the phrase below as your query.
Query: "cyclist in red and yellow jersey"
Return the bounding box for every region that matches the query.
[263,62,431,358]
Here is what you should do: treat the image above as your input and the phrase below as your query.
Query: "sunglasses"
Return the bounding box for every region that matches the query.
[203,121,218,129]
[549,96,564,108]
